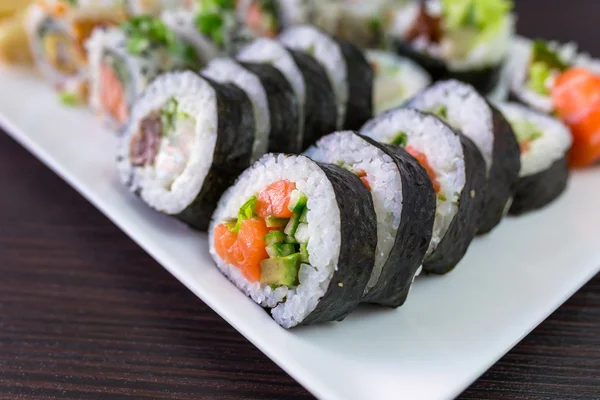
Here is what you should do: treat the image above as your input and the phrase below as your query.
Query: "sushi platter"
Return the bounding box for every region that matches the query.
[1,0,600,399]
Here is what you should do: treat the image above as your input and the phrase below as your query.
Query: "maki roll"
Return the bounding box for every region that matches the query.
[361,108,486,274]
[202,57,300,156]
[118,71,256,230]
[236,0,281,38]
[406,80,520,234]
[384,0,515,94]
[366,49,431,115]
[237,38,337,151]
[497,102,572,215]
[506,38,600,167]
[161,0,252,63]
[25,0,121,104]
[305,131,435,305]
[87,16,202,128]
[209,154,377,328]
[279,25,373,130]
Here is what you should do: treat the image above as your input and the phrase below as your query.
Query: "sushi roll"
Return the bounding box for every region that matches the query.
[25,0,121,104]
[311,0,391,49]
[406,80,520,234]
[506,38,600,167]
[202,57,300,156]
[118,70,256,230]
[361,108,486,274]
[366,50,431,115]
[236,0,281,38]
[383,0,515,94]
[209,154,377,328]
[87,16,202,128]
[237,38,337,151]
[279,25,373,131]
[161,0,252,63]
[497,102,572,215]
[305,131,435,305]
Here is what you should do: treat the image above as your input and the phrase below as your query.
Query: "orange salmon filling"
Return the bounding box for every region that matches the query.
[100,62,129,124]
[552,67,600,167]
[214,180,308,284]
[406,145,441,192]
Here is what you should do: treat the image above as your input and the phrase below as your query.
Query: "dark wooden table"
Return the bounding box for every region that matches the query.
[1,1,600,399]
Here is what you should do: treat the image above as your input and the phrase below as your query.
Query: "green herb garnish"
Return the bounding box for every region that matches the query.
[58,91,78,106]
[391,131,408,147]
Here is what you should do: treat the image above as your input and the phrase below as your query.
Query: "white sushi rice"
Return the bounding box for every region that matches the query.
[408,80,495,175]
[507,36,600,114]
[209,154,341,329]
[118,71,218,215]
[361,108,465,256]
[366,49,431,115]
[87,27,163,126]
[497,102,572,177]
[280,25,348,129]
[202,58,270,161]
[386,0,515,71]
[304,131,402,294]
[238,38,305,149]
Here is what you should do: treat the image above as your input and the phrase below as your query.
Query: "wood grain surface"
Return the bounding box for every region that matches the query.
[1,1,600,399]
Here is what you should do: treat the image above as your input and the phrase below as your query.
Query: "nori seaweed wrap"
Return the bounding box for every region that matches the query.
[238,38,337,152]
[406,80,521,234]
[117,71,256,231]
[361,107,487,274]
[280,25,373,130]
[209,154,377,328]
[497,102,572,215]
[306,131,436,306]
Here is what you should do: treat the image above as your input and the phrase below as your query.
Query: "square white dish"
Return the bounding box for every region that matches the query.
[1,67,599,400]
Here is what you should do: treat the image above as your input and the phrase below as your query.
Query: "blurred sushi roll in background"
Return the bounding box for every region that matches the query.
[202,57,300,155]
[280,25,373,130]
[25,0,122,104]
[305,131,436,305]
[383,0,515,95]
[505,37,600,167]
[361,108,486,274]
[406,80,520,234]
[237,38,337,152]
[87,16,202,127]
[117,70,256,230]
[497,102,572,215]
[209,153,377,328]
[366,50,431,115]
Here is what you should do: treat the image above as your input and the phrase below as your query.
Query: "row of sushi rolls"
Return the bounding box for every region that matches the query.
[4,0,600,328]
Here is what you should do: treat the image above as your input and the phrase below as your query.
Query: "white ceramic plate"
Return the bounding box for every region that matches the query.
[2,67,599,400]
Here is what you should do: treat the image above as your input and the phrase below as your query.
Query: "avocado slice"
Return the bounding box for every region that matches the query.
[266,243,297,258]
[260,254,301,287]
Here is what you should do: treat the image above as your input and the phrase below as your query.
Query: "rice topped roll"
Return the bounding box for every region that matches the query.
[305,131,435,305]
[497,102,572,215]
[238,38,337,151]
[384,0,515,94]
[279,25,373,131]
[362,108,486,274]
[88,16,202,128]
[202,57,300,155]
[406,80,520,234]
[367,50,431,115]
[118,71,256,230]
[25,0,121,104]
[210,154,377,328]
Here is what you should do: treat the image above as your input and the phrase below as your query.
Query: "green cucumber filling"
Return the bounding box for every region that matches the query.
[391,131,408,147]
[194,0,236,46]
[221,184,311,287]
[526,40,568,95]
[511,119,543,152]
[129,97,196,190]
